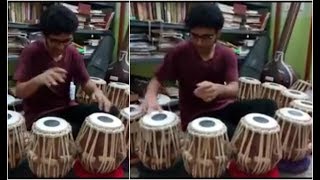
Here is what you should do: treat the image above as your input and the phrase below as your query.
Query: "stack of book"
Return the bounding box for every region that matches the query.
[61,3,114,31]
[130,2,188,24]
[8,2,43,24]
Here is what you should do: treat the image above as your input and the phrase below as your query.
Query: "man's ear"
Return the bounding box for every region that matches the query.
[216,30,221,39]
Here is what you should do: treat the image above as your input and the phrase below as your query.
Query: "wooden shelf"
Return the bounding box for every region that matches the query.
[131,55,246,64]
[130,20,266,35]
[8,22,112,36]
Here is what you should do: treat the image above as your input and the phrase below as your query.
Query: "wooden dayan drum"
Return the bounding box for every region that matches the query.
[137,110,182,170]
[182,117,230,178]
[260,82,287,107]
[76,113,126,174]
[279,89,309,108]
[238,77,261,100]
[119,104,144,156]
[105,82,129,109]
[27,117,76,178]
[290,79,312,92]
[275,108,312,161]
[77,77,107,104]
[231,113,282,175]
[289,99,313,117]
[8,110,28,169]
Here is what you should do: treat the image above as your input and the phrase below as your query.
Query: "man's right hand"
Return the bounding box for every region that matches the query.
[141,95,162,114]
[35,67,67,87]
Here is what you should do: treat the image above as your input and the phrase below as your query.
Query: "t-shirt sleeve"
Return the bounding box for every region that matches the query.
[224,48,239,83]
[154,49,178,83]
[13,46,34,82]
[71,49,90,86]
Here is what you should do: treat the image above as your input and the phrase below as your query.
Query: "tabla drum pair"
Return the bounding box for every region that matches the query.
[119,104,145,160]
[26,117,76,178]
[105,82,130,109]
[275,108,312,161]
[238,77,261,100]
[279,89,309,108]
[182,117,230,178]
[75,113,127,174]
[8,110,29,169]
[231,113,282,175]
[136,110,182,170]
[275,107,312,173]
[290,79,312,92]
[77,77,107,104]
[260,82,287,107]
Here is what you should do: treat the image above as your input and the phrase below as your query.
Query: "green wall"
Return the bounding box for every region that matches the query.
[268,2,312,79]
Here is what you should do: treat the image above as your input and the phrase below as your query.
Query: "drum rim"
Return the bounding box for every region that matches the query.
[108,82,129,89]
[87,112,124,131]
[262,82,287,91]
[281,89,309,99]
[290,99,313,111]
[140,110,179,129]
[7,110,24,128]
[33,116,71,135]
[276,107,312,125]
[239,77,261,84]
[241,113,280,133]
[121,104,144,120]
[7,94,16,105]
[187,117,227,136]
[90,76,107,85]
[157,94,171,106]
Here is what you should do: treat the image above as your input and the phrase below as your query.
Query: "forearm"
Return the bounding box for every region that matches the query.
[16,77,42,99]
[220,82,238,98]
[145,77,161,101]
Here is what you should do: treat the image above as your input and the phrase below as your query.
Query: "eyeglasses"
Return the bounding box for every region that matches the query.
[47,36,73,46]
[190,32,216,43]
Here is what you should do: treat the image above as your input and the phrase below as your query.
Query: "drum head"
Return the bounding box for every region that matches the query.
[262,82,286,91]
[34,117,69,133]
[277,107,311,124]
[88,113,122,129]
[239,77,261,84]
[282,89,309,99]
[7,94,15,105]
[189,117,226,135]
[8,110,23,127]
[291,99,313,110]
[108,82,129,90]
[243,113,279,130]
[121,104,143,121]
[141,110,176,127]
[157,94,171,106]
[90,77,106,85]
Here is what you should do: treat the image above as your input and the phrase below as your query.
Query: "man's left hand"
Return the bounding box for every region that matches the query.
[91,89,112,112]
[194,81,225,102]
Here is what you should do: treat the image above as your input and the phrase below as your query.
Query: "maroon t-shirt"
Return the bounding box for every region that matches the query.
[155,41,238,130]
[14,40,90,129]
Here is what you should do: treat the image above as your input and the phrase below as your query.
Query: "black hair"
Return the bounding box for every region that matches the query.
[185,3,224,31]
[40,4,79,36]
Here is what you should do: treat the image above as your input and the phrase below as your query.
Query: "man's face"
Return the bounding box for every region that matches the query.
[45,33,73,57]
[190,27,219,53]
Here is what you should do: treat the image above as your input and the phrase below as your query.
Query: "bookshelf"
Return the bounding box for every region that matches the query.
[130,2,272,74]
[8,2,116,86]
[130,19,267,35]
